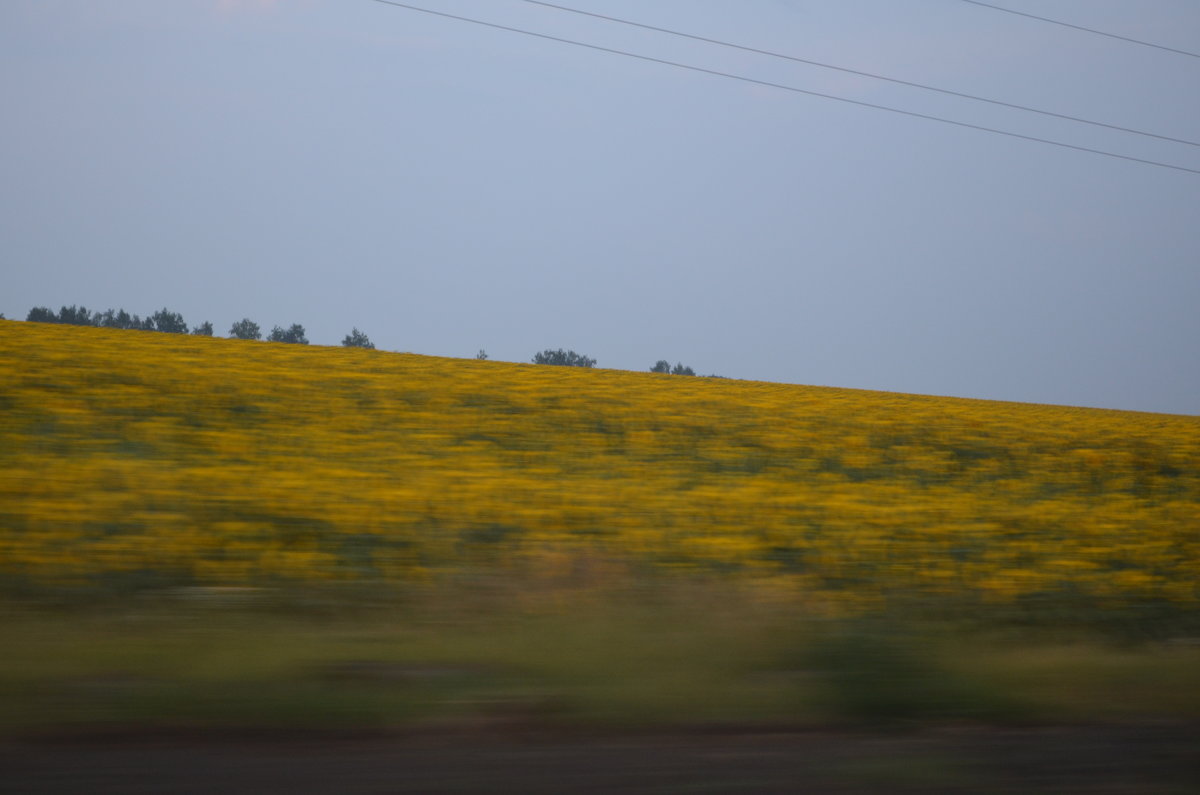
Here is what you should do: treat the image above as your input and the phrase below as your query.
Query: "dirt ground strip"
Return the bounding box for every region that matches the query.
[2,723,1198,794]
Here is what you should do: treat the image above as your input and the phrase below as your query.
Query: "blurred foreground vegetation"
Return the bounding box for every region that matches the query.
[2,580,1199,737]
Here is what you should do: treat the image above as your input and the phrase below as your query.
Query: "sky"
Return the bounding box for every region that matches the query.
[3,0,1198,415]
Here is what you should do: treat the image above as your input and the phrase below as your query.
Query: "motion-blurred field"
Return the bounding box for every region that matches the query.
[1,320,1199,736]
[3,320,1197,611]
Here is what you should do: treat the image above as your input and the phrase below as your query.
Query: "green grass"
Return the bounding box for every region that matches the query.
[2,581,1199,737]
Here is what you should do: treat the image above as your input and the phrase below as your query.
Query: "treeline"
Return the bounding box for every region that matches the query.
[27,305,203,335]
[22,305,376,349]
[17,306,709,373]
[532,349,706,376]
[650,360,696,376]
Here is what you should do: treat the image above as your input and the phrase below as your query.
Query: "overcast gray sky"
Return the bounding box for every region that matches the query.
[3,0,1198,414]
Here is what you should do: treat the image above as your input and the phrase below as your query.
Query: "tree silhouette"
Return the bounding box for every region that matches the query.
[150,308,188,334]
[26,307,57,324]
[651,360,695,375]
[268,324,309,344]
[229,318,262,340]
[341,328,375,349]
[532,349,596,367]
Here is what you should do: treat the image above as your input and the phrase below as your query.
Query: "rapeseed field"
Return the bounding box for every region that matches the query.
[1,319,1197,614]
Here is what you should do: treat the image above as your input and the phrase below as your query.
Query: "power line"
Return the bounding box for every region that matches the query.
[367,0,1200,176]
[523,0,1200,149]
[957,0,1200,59]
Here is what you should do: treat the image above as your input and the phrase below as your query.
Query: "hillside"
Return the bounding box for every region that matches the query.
[1,319,1198,614]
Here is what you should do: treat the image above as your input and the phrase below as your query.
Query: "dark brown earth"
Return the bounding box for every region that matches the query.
[3,723,1198,794]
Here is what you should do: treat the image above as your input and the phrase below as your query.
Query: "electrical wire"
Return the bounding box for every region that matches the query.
[957,0,1200,59]
[523,0,1200,149]
[368,0,1200,176]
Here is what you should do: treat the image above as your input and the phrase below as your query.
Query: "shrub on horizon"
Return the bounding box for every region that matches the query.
[532,349,596,367]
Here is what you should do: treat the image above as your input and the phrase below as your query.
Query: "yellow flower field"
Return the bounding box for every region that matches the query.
[1,320,1197,610]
